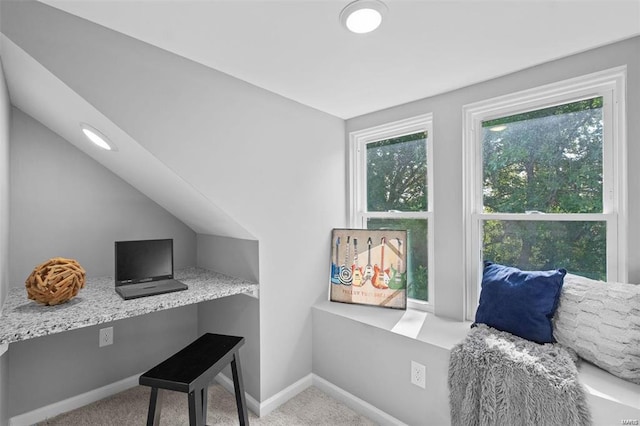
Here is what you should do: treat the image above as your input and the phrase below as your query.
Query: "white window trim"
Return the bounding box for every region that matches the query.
[348,113,434,312]
[462,66,627,320]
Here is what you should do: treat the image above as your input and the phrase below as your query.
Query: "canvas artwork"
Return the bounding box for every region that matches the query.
[330,228,407,309]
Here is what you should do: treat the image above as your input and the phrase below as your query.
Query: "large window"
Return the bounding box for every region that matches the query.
[349,114,433,310]
[463,68,627,319]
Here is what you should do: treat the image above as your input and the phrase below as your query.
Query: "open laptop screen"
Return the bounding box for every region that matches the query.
[115,239,174,285]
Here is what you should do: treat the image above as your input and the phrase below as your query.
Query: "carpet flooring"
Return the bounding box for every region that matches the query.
[37,384,377,425]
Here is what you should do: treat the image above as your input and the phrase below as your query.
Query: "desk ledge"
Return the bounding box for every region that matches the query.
[0,267,258,345]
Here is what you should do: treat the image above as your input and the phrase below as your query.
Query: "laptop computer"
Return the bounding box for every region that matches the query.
[114,238,188,300]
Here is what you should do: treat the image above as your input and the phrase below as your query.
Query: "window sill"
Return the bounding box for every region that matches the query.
[580,361,640,411]
[312,299,472,351]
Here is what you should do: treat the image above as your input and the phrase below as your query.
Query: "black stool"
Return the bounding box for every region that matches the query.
[139,333,249,426]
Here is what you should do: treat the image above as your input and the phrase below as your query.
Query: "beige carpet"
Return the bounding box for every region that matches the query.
[38,384,377,425]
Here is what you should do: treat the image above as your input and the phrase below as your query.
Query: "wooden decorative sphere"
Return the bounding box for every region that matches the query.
[25,257,86,306]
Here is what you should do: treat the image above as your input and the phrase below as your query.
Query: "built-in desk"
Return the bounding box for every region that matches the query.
[0,267,258,346]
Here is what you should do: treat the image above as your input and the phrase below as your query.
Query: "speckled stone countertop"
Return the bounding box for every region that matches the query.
[0,267,258,345]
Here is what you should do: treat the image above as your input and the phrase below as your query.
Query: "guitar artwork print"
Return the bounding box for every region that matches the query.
[389,238,407,290]
[362,238,374,286]
[351,238,364,287]
[372,237,390,289]
[331,237,341,285]
[329,229,407,310]
[339,236,353,285]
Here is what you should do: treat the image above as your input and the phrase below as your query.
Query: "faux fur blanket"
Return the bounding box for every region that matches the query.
[448,324,591,426]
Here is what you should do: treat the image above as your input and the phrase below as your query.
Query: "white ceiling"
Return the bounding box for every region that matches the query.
[38,0,640,119]
[2,0,639,240]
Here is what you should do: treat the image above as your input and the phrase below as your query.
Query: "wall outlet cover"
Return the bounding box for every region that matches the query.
[99,326,113,347]
[411,360,426,389]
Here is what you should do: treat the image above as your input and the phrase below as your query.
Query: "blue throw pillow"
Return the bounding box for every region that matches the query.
[474,262,566,343]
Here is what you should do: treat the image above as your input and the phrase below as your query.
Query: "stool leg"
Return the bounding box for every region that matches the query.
[201,386,208,424]
[231,352,249,426]
[147,388,164,426]
[188,388,205,426]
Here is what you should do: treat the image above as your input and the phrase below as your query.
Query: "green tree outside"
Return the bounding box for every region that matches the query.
[366,132,429,301]
[482,97,606,280]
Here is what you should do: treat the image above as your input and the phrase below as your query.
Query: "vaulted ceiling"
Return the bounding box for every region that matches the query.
[1,0,639,239]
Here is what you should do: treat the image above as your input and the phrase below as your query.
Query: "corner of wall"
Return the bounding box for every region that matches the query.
[0,50,12,426]
[196,234,259,282]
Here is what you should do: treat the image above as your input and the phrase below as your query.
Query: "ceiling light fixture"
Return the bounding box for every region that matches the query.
[80,123,115,151]
[489,125,507,132]
[340,0,387,34]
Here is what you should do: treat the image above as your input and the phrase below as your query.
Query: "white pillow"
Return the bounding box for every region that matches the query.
[553,273,640,384]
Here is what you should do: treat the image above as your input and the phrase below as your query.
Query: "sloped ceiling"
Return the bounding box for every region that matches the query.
[1,1,259,240]
[1,0,639,241]
[1,35,255,240]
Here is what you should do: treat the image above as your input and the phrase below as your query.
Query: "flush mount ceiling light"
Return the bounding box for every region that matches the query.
[80,123,115,151]
[340,0,387,34]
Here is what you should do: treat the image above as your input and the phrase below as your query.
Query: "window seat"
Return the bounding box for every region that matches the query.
[312,300,640,423]
[313,300,471,350]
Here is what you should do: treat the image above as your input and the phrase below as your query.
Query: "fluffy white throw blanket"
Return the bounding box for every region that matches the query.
[448,324,591,426]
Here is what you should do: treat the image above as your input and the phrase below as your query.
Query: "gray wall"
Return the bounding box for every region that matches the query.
[7,108,200,416]
[8,304,198,416]
[0,54,11,426]
[197,234,259,284]
[312,308,452,425]
[0,57,7,313]
[197,234,260,399]
[9,108,197,285]
[316,37,640,424]
[198,295,260,401]
[1,1,346,403]
[347,36,640,321]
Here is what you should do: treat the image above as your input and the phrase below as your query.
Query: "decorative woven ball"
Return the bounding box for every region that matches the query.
[25,257,86,306]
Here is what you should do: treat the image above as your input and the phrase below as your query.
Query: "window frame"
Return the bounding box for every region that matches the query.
[463,67,627,320]
[348,113,434,312]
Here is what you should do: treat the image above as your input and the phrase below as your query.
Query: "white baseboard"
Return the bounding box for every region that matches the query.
[9,371,402,425]
[312,374,406,426]
[215,371,312,417]
[9,373,140,426]
[259,373,313,417]
[214,372,262,416]
[218,372,404,424]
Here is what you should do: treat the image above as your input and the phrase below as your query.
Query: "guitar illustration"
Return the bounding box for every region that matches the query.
[351,238,364,286]
[362,238,374,285]
[339,236,353,285]
[389,238,406,290]
[331,237,341,284]
[372,237,390,289]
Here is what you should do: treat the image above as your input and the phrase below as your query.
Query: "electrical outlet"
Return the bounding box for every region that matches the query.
[99,326,113,347]
[411,361,426,389]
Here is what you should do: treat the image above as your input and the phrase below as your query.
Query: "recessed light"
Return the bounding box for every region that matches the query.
[80,123,115,151]
[340,0,387,34]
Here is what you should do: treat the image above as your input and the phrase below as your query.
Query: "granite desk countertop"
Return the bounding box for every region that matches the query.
[0,267,258,345]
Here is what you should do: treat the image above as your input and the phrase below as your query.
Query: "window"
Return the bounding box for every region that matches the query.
[349,114,434,310]
[463,67,627,319]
